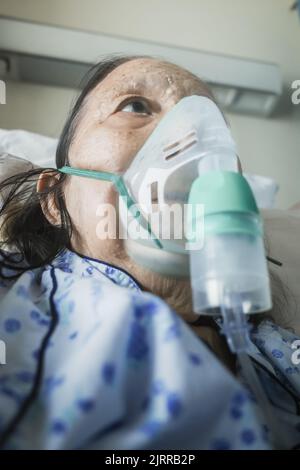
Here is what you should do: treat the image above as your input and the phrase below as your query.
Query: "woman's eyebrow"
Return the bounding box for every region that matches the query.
[108,80,148,98]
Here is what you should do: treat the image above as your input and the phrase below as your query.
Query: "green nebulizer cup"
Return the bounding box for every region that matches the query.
[187,170,272,316]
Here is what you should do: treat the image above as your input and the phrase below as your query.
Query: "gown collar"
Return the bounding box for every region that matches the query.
[51,248,142,292]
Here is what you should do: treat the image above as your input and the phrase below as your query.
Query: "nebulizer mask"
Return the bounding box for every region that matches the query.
[59,95,286,448]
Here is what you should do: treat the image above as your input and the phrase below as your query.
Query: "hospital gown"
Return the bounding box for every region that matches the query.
[0,248,299,450]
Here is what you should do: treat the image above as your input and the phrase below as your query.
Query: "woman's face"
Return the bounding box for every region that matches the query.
[61,58,214,268]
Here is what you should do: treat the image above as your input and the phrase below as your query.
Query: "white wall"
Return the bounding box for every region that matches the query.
[0,0,299,208]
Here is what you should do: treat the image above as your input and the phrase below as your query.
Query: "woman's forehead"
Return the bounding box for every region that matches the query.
[90,58,209,99]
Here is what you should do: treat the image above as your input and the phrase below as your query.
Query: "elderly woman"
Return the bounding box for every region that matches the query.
[0,56,299,450]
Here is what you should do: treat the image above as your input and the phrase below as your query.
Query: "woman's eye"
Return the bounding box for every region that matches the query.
[120,100,151,115]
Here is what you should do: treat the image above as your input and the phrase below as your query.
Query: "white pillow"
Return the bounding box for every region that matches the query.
[0,128,56,168]
[0,152,36,209]
[243,173,279,210]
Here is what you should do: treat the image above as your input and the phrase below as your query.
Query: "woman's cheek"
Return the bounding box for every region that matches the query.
[83,121,156,173]
[75,181,120,249]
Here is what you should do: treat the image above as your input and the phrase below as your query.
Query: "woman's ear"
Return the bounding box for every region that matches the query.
[37,171,62,226]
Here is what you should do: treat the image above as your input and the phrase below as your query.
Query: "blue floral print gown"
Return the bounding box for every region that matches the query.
[0,248,299,450]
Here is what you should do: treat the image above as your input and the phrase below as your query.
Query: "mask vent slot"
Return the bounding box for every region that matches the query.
[150,180,159,211]
[163,131,197,161]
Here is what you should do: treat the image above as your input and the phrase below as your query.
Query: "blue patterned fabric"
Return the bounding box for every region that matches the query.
[0,248,299,449]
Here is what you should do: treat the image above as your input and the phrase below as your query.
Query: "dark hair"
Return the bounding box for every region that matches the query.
[0,55,145,278]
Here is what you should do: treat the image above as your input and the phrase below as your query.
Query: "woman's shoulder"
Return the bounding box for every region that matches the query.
[0,247,142,292]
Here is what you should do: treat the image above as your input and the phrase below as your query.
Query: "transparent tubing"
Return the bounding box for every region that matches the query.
[220,291,290,449]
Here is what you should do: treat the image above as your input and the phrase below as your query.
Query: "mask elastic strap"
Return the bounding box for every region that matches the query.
[59,166,115,182]
[58,166,162,249]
